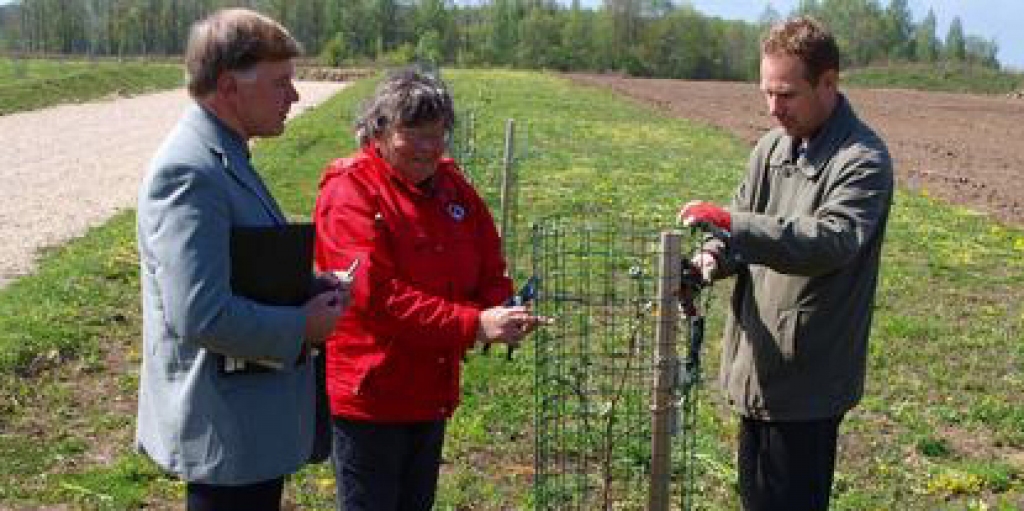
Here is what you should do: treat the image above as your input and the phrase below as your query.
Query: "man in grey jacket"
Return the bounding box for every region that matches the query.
[678,16,893,511]
[136,9,343,510]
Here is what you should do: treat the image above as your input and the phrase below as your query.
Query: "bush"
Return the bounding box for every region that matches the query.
[378,43,416,67]
[319,33,348,68]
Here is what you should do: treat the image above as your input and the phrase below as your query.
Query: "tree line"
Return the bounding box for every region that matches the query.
[0,0,1003,81]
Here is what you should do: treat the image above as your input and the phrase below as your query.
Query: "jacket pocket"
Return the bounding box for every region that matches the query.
[330,334,386,398]
[776,307,812,362]
[356,345,448,404]
[351,361,380,397]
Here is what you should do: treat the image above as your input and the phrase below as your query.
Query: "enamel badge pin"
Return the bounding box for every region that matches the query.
[447,203,466,221]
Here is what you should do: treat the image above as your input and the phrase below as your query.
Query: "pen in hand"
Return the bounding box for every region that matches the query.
[334,258,360,285]
[325,258,359,308]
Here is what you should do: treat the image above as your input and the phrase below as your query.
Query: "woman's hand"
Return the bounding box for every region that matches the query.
[476,305,551,345]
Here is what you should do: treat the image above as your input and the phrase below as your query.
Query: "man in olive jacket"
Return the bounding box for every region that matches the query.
[678,16,893,511]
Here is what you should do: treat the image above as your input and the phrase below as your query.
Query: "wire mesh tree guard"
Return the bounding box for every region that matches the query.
[444,91,718,508]
[529,211,713,511]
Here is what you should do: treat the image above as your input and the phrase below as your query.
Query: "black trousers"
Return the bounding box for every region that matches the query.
[737,414,844,511]
[186,477,284,511]
[331,417,446,511]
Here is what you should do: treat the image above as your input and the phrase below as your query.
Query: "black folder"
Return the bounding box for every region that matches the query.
[228,222,332,464]
[229,223,315,307]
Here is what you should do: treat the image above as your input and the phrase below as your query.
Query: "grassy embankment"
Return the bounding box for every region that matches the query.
[0,57,184,115]
[844,61,1024,95]
[0,69,1022,510]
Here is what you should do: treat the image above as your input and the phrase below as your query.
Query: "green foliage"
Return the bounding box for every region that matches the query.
[415,29,443,66]
[882,0,915,61]
[378,42,417,68]
[917,436,952,458]
[0,431,88,498]
[945,16,967,62]
[0,58,182,115]
[0,213,139,373]
[56,456,173,510]
[0,0,1010,84]
[801,0,889,66]
[319,32,348,67]
[915,8,941,62]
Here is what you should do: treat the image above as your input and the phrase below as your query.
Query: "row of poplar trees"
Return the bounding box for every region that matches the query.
[0,0,1003,81]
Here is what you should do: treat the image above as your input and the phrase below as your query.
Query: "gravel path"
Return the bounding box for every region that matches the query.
[0,81,348,288]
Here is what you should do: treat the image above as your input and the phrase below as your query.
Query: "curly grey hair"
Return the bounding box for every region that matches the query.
[355,68,455,146]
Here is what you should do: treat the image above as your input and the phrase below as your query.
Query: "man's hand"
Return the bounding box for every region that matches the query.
[303,287,344,346]
[690,250,719,283]
[678,200,731,233]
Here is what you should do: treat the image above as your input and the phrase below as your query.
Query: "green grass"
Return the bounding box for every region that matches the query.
[844,62,1024,95]
[1,69,1022,509]
[0,58,184,115]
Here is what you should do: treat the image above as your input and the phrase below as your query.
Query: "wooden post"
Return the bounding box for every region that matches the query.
[467,110,476,158]
[499,118,516,271]
[648,231,682,511]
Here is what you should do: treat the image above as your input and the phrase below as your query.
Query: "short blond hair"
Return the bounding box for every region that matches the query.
[185,8,302,98]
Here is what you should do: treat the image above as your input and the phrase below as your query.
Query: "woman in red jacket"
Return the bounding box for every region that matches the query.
[313,68,542,511]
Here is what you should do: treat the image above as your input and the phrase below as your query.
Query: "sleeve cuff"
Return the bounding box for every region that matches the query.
[456,305,482,351]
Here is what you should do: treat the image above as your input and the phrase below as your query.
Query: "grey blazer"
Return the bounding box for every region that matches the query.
[136,104,315,485]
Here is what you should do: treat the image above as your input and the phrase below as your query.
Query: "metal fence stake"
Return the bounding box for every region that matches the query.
[499,118,516,272]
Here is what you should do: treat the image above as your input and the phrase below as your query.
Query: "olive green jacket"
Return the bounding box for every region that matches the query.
[709,94,893,421]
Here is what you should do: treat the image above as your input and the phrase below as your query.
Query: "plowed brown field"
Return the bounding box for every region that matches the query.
[568,74,1024,227]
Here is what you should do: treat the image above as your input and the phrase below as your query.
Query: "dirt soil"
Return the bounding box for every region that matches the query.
[568,74,1024,227]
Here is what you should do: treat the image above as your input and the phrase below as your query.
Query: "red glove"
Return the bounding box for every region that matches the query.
[677,200,731,232]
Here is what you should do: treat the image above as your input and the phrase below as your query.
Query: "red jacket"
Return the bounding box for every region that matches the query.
[313,145,512,422]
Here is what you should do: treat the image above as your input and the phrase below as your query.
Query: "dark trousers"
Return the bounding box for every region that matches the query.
[331,417,446,511]
[737,414,844,511]
[186,477,284,511]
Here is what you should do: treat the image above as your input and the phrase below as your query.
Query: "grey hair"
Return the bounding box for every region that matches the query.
[355,68,455,146]
[185,8,302,98]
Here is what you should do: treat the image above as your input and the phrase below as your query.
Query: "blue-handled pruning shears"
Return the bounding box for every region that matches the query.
[484,276,540,360]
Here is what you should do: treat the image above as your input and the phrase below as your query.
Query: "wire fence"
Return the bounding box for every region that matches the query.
[524,211,719,510]
[445,85,722,509]
[530,212,662,510]
[449,107,530,279]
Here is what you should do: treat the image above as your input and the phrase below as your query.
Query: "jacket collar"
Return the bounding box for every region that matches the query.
[184,103,287,224]
[183,103,248,159]
[361,143,455,200]
[773,93,858,179]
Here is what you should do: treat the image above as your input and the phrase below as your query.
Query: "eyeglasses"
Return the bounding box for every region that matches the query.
[392,124,447,148]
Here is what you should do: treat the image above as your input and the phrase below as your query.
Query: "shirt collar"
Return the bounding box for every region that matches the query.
[776,93,858,178]
[191,103,251,160]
